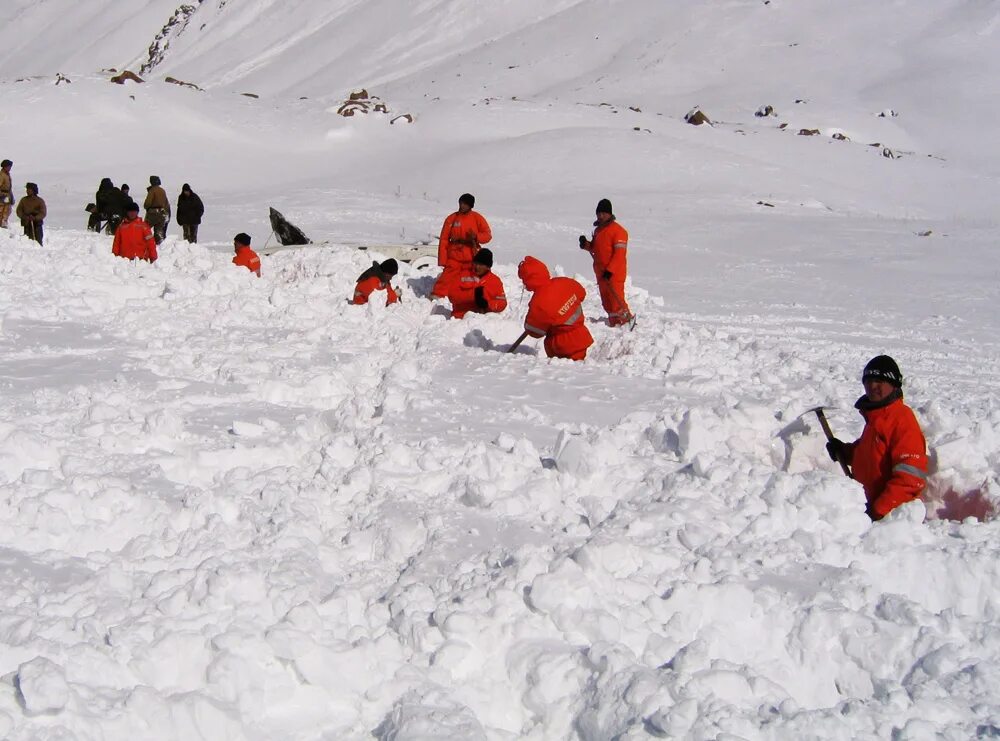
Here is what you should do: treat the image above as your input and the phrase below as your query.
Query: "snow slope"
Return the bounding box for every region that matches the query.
[1,1,999,739]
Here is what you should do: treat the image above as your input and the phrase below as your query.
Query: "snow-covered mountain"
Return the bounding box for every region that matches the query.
[1,2,999,739]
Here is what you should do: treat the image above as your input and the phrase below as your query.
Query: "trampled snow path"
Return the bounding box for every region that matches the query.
[1,227,998,739]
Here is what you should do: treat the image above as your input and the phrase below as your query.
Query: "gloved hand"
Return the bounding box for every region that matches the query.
[865,501,882,522]
[825,438,847,462]
[579,235,588,249]
[474,286,488,311]
[601,270,612,280]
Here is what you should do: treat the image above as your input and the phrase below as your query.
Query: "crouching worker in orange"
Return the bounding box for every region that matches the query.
[431,193,492,299]
[448,248,507,319]
[351,258,399,306]
[826,355,928,521]
[517,256,593,361]
[112,202,157,262]
[232,233,261,276]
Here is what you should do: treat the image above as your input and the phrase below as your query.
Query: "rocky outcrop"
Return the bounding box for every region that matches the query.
[140,3,206,75]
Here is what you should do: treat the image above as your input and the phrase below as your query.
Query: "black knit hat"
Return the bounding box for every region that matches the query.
[459,193,475,208]
[234,232,251,246]
[25,182,38,194]
[1,159,11,167]
[126,201,140,213]
[596,198,613,215]
[472,248,493,268]
[379,258,399,276]
[862,355,902,387]
[150,175,161,186]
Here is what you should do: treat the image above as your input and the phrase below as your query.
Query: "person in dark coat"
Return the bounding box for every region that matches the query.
[90,178,112,231]
[175,183,205,243]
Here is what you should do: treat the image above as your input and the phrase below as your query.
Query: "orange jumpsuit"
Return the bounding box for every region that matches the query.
[844,395,928,518]
[584,218,630,325]
[352,275,399,306]
[431,210,492,298]
[448,268,507,318]
[518,256,593,361]
[233,246,261,276]
[112,217,157,262]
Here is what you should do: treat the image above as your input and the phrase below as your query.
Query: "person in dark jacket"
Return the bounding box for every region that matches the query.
[90,178,114,232]
[15,182,46,245]
[826,355,929,521]
[176,183,205,243]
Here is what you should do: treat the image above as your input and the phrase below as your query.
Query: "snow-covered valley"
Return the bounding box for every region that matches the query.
[1,1,999,738]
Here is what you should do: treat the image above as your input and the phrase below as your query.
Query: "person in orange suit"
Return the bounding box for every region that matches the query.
[111,202,157,262]
[431,193,492,299]
[826,355,928,521]
[232,233,261,276]
[517,255,593,361]
[448,248,507,319]
[580,198,632,327]
[351,258,399,306]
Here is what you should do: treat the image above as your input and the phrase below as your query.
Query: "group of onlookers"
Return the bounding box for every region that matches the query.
[88,176,204,246]
[0,161,205,249]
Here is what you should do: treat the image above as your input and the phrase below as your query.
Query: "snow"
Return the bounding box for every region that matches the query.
[1,0,1000,739]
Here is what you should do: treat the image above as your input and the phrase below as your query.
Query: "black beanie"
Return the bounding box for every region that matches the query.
[459,193,475,208]
[126,201,140,212]
[25,182,38,194]
[472,248,493,268]
[182,183,191,192]
[596,198,613,215]
[150,175,161,186]
[379,258,399,276]
[862,355,902,387]
[234,232,251,246]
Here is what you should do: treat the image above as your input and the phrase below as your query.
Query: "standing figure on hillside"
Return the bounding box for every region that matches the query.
[112,202,157,262]
[176,183,205,243]
[517,255,593,361]
[825,355,928,521]
[580,198,632,327]
[351,259,399,306]
[447,248,507,319]
[232,233,261,276]
[144,175,171,245]
[15,182,46,245]
[431,193,492,299]
[0,159,13,229]
[120,184,131,200]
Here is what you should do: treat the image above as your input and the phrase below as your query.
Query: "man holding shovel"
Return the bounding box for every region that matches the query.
[825,355,928,520]
[16,182,46,245]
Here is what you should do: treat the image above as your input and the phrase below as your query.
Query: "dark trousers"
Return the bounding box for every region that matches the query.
[182,224,198,243]
[104,215,123,235]
[87,212,103,232]
[23,221,43,245]
[146,209,169,245]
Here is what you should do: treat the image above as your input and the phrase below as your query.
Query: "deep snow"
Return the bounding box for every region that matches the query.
[1,1,999,739]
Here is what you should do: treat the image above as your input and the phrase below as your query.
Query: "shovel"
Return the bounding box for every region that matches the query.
[807,406,852,478]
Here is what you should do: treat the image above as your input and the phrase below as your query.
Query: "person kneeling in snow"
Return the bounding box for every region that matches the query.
[517,256,593,361]
[112,202,157,262]
[448,248,506,319]
[232,233,261,276]
[351,259,399,306]
[826,355,928,521]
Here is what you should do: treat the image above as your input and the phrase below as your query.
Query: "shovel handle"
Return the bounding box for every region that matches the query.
[507,330,529,354]
[814,408,852,478]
